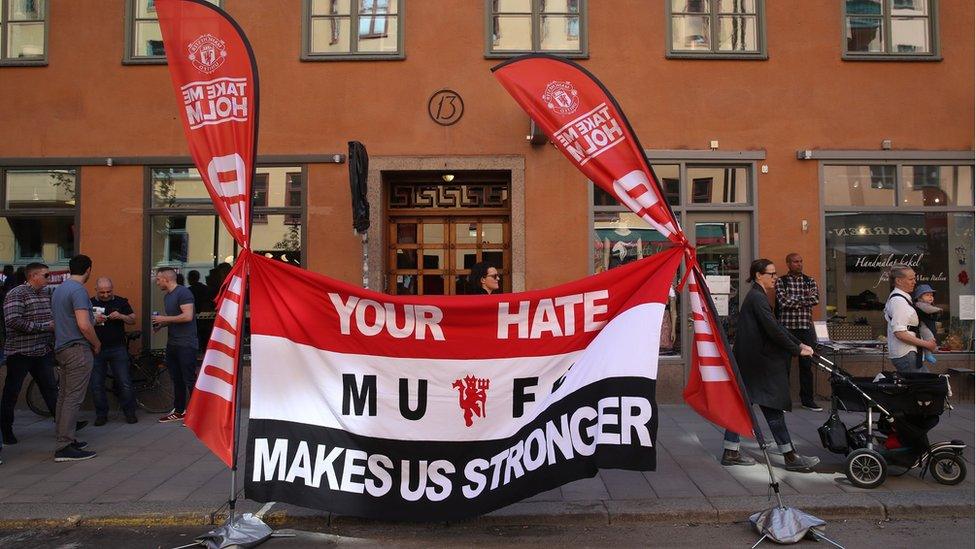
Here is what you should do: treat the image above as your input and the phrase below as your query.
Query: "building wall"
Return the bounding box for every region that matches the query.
[1,2,973,388]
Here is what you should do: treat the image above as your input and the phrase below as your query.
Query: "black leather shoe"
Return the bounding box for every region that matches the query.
[71,440,88,450]
[125,414,138,424]
[721,449,757,466]
[1,430,16,445]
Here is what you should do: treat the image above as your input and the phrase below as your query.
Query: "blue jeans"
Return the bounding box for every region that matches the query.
[166,345,199,414]
[724,405,794,454]
[90,345,135,416]
[891,351,928,373]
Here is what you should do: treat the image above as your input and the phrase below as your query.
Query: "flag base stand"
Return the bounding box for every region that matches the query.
[748,444,844,548]
[194,512,273,549]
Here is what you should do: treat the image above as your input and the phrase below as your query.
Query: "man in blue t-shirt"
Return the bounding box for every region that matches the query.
[51,255,101,462]
[153,267,198,423]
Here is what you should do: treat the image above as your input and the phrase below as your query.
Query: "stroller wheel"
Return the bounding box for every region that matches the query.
[929,452,967,486]
[845,448,887,489]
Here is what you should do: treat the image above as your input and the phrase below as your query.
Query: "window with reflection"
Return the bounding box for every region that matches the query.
[487,0,586,57]
[125,0,220,62]
[0,168,77,271]
[1,0,48,64]
[669,0,764,57]
[306,0,402,58]
[686,166,748,204]
[844,0,936,57]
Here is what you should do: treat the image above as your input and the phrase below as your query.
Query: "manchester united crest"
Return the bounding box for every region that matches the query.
[187,34,228,74]
[542,80,580,115]
[452,375,490,427]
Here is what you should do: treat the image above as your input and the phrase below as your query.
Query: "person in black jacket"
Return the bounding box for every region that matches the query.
[467,261,500,295]
[721,258,820,472]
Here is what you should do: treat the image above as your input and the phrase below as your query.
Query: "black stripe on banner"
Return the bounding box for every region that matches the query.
[245,377,657,521]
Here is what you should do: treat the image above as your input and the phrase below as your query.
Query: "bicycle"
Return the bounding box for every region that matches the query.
[27,331,174,416]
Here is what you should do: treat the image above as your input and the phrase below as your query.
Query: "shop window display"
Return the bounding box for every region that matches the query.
[825,211,974,352]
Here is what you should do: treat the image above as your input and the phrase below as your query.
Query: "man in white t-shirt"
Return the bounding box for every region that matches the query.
[884,265,937,373]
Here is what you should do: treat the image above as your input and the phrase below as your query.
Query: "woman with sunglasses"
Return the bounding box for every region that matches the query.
[720,258,819,472]
[467,261,501,295]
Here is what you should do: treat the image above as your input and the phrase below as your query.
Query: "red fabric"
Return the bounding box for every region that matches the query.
[493,55,754,437]
[157,0,258,467]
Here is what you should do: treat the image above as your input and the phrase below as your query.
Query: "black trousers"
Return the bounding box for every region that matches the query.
[789,327,817,405]
[1,352,58,431]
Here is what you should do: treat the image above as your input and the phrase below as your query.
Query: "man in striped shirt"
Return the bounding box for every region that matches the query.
[775,253,822,412]
[1,263,58,443]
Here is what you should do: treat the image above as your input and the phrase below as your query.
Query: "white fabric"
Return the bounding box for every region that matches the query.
[885,288,919,359]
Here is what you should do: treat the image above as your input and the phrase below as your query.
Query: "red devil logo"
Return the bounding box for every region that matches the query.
[452,375,490,427]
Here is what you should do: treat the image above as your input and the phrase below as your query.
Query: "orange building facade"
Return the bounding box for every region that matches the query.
[1,1,973,400]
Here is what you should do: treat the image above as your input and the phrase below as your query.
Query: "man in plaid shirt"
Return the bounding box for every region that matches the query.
[775,253,822,411]
[1,263,58,443]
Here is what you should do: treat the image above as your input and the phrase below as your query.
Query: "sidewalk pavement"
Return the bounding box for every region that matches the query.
[0,404,972,528]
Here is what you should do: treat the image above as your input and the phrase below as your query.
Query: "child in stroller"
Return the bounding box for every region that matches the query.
[814,355,967,489]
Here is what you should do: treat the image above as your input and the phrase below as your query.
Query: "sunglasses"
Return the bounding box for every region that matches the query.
[763,271,777,276]
[485,274,501,280]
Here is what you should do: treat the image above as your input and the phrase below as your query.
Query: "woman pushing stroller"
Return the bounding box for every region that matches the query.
[720,258,821,472]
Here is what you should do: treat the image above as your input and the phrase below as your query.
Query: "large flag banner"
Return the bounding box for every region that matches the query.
[157,0,259,466]
[245,248,683,520]
[492,55,754,437]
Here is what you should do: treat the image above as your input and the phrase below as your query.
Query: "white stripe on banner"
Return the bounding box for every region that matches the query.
[693,320,712,334]
[210,327,237,348]
[196,352,234,400]
[219,298,240,326]
[227,275,243,295]
[250,302,665,442]
[204,348,236,375]
[699,365,730,382]
[695,340,721,358]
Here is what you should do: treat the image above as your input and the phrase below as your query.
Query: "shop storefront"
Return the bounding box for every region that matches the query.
[821,161,975,353]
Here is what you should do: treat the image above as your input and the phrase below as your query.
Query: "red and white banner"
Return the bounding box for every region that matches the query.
[157,0,258,466]
[245,249,683,520]
[492,55,753,437]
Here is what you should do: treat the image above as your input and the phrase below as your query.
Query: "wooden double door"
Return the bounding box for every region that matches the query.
[387,215,510,295]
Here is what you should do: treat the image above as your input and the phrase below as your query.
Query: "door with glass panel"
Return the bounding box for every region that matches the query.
[387,216,509,296]
[684,212,752,348]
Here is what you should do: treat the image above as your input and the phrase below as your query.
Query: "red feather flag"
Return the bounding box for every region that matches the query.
[492,54,753,437]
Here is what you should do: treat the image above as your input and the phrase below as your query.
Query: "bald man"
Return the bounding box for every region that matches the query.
[90,277,137,425]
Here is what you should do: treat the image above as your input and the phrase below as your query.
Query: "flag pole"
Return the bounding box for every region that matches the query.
[692,264,784,508]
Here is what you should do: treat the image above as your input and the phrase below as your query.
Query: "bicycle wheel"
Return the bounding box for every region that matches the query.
[133,354,175,414]
[26,371,58,417]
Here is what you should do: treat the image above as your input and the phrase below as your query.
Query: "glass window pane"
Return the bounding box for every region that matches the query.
[846,0,882,15]
[252,215,302,265]
[685,166,748,204]
[890,0,927,16]
[422,223,444,245]
[357,16,398,52]
[151,168,211,208]
[5,169,76,209]
[492,15,532,50]
[395,274,417,295]
[716,0,756,13]
[540,15,580,50]
[455,222,477,244]
[543,0,580,14]
[455,249,477,270]
[672,15,711,51]
[311,0,351,15]
[891,17,930,53]
[8,0,44,20]
[134,20,165,56]
[482,223,504,245]
[494,0,532,13]
[671,0,709,13]
[482,250,504,268]
[846,17,884,52]
[361,0,397,14]
[149,214,234,349]
[396,249,418,269]
[717,16,757,51]
[421,250,444,270]
[0,216,74,266]
[823,165,896,207]
[6,22,45,58]
[651,164,680,206]
[901,165,974,207]
[824,211,974,350]
[396,223,417,244]
[422,275,446,295]
[136,0,158,19]
[253,167,302,208]
[311,17,351,53]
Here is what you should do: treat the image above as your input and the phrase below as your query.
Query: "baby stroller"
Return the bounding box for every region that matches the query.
[813,354,967,489]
